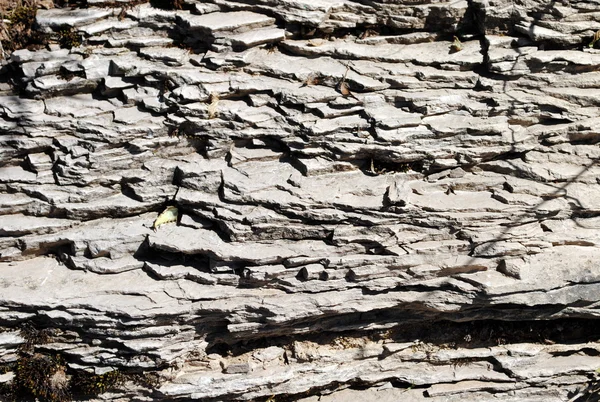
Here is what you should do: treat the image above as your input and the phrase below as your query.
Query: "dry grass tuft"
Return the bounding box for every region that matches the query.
[0,0,49,58]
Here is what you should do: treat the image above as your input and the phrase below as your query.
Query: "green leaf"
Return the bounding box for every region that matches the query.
[153,206,178,230]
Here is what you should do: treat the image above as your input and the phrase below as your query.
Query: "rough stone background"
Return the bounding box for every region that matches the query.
[1,0,600,400]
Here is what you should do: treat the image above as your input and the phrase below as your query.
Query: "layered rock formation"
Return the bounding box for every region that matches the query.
[1,0,600,400]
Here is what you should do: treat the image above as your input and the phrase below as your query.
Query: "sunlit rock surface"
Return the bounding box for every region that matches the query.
[1,0,600,400]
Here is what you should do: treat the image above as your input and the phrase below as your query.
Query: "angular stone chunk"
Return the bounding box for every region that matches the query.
[67,255,144,274]
[52,194,158,220]
[21,56,83,81]
[125,2,181,22]
[426,380,518,397]
[139,47,190,66]
[113,106,153,124]
[26,153,53,173]
[27,75,99,98]
[497,258,524,279]
[293,156,357,176]
[9,48,70,63]
[36,8,114,29]
[282,39,483,68]
[0,96,45,118]
[277,85,340,105]
[364,103,421,129]
[515,23,576,46]
[384,178,413,207]
[149,225,331,266]
[178,11,275,34]
[108,36,174,48]
[0,257,181,315]
[103,76,135,91]
[79,18,138,36]
[44,94,117,118]
[228,27,286,49]
[495,353,600,379]
[0,166,44,184]
[0,214,73,236]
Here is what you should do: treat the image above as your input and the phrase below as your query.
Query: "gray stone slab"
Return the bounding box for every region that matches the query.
[228,27,286,49]
[79,18,138,36]
[0,214,73,236]
[36,8,114,29]
[0,96,45,118]
[178,11,275,33]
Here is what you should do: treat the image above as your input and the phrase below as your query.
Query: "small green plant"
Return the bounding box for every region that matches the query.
[129,372,161,389]
[57,28,81,49]
[8,3,36,25]
[589,30,600,48]
[70,369,123,397]
[15,354,70,402]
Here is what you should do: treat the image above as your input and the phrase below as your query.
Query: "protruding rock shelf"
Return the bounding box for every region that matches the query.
[1,0,600,400]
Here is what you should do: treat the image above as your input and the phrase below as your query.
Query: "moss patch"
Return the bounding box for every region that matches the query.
[14,354,70,402]
[57,28,81,49]
[70,370,124,398]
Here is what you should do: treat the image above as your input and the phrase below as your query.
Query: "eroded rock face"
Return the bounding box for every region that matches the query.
[1,0,600,400]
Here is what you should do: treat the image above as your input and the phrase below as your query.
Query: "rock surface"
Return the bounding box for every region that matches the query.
[1,0,600,401]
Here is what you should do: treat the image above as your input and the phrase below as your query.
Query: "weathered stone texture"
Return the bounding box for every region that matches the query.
[1,0,600,400]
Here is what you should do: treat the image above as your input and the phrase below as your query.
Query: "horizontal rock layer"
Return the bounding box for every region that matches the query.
[1,0,600,400]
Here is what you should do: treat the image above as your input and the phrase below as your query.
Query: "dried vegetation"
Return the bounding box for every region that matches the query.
[0,0,48,57]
